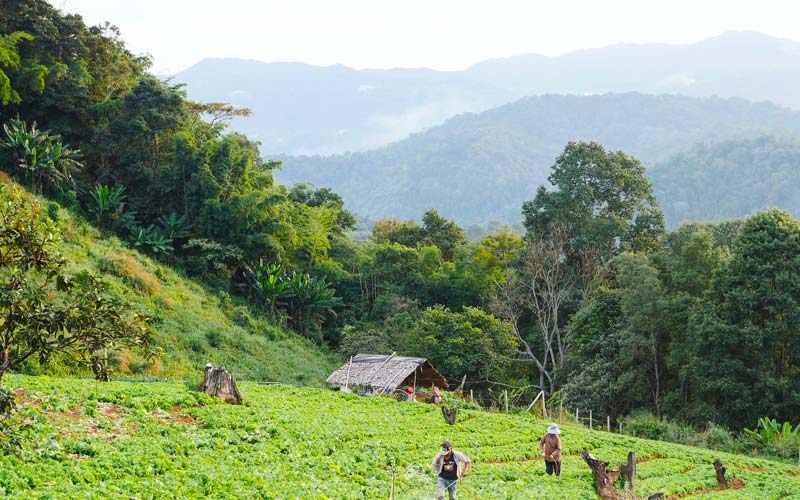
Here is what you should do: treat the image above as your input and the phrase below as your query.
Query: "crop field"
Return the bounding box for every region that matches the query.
[1,374,799,499]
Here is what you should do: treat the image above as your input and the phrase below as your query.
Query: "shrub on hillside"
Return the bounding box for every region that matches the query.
[98,253,161,296]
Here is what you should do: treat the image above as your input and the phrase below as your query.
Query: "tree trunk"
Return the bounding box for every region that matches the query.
[199,365,243,404]
[0,344,10,387]
[618,451,636,494]
[582,451,663,500]
[441,406,458,425]
[713,459,728,488]
[582,451,625,500]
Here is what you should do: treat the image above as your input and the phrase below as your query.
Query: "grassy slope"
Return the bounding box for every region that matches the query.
[13,185,337,385]
[2,375,798,499]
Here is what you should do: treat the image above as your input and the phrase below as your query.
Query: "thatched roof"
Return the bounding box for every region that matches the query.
[326,353,448,392]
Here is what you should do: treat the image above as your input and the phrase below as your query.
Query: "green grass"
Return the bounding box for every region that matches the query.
[2,375,799,499]
[12,184,338,385]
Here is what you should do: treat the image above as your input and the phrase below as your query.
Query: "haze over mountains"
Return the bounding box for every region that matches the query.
[175,31,800,156]
[174,31,800,228]
[277,93,800,227]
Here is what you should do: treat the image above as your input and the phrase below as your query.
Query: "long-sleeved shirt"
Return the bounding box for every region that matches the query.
[539,433,562,462]
[432,450,470,477]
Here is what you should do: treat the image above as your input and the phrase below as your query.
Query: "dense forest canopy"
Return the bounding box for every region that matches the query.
[278,93,800,226]
[1,0,798,442]
[650,135,800,227]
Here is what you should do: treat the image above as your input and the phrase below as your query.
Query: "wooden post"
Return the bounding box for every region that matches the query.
[619,451,636,493]
[413,369,417,397]
[504,390,509,412]
[619,422,622,434]
[607,415,611,432]
[470,389,473,403]
[542,395,547,418]
[576,408,579,424]
[559,402,564,421]
[590,410,593,429]
[390,466,396,500]
[344,356,353,390]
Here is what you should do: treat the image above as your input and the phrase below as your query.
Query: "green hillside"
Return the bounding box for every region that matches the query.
[650,136,800,227]
[8,181,337,385]
[2,374,799,499]
[278,93,800,225]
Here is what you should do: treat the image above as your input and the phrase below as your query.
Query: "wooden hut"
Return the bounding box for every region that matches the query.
[326,353,448,395]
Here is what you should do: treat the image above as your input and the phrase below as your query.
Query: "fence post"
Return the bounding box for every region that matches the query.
[589,410,593,429]
[619,421,623,434]
[576,408,579,424]
[504,390,509,412]
[470,389,473,403]
[607,415,611,432]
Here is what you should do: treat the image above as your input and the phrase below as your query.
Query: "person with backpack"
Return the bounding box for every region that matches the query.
[432,441,471,500]
[539,423,562,476]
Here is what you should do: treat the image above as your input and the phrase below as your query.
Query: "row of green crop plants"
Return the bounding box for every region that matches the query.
[1,375,799,499]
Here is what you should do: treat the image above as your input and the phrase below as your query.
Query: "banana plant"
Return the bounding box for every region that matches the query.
[250,261,291,317]
[157,212,191,240]
[1,118,82,194]
[744,417,799,445]
[128,224,173,258]
[284,271,342,336]
[88,184,138,230]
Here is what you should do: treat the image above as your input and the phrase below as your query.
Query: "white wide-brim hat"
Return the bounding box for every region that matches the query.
[547,423,560,434]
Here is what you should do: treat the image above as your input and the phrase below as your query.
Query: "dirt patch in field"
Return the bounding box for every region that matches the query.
[668,478,744,500]
[636,452,664,464]
[100,403,120,418]
[734,463,765,472]
[172,413,199,425]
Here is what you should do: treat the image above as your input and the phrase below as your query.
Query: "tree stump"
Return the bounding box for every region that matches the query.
[441,406,458,425]
[618,451,636,493]
[713,459,728,488]
[582,451,663,500]
[199,364,243,404]
[582,452,625,500]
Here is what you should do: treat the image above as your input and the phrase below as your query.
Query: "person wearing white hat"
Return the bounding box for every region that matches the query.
[538,423,562,476]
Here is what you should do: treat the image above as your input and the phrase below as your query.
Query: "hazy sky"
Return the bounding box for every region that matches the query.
[58,0,800,74]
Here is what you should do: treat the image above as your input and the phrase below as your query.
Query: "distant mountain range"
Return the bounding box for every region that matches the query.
[275,93,800,228]
[174,31,800,155]
[650,136,800,227]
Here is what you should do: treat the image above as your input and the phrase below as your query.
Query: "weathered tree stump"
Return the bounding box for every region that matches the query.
[618,451,636,493]
[713,459,728,488]
[582,451,663,500]
[199,364,243,404]
[582,451,626,500]
[441,406,458,425]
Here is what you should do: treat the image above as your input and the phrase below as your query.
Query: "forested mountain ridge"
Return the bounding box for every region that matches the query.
[651,136,800,227]
[176,31,800,155]
[277,93,800,226]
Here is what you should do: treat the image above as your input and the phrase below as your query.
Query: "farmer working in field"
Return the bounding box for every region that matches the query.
[539,423,562,476]
[432,440,471,500]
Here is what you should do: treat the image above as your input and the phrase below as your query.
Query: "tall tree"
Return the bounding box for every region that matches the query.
[522,141,665,269]
[683,209,800,428]
[0,185,150,393]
